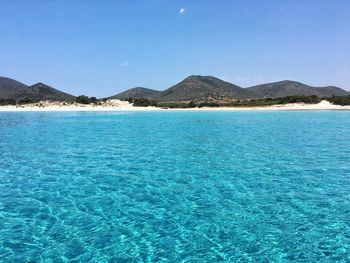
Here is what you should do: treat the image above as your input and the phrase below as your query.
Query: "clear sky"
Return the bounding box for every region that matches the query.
[1,0,349,96]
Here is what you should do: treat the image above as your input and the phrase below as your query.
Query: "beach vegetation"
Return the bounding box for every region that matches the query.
[198,102,221,107]
[155,95,323,108]
[18,98,41,104]
[131,98,157,107]
[327,95,350,105]
[0,99,17,105]
[156,102,194,108]
[188,101,197,108]
[75,95,100,104]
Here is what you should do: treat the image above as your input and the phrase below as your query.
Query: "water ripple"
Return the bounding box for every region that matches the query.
[0,111,350,262]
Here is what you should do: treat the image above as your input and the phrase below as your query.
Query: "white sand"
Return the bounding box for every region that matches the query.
[0,100,161,112]
[0,100,349,112]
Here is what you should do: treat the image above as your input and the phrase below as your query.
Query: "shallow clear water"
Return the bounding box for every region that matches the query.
[0,111,350,262]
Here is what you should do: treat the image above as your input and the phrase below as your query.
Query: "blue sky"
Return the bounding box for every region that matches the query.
[1,0,349,96]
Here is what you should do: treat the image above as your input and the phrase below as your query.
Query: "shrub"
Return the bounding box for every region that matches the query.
[89,97,98,103]
[75,95,100,104]
[18,98,41,104]
[156,102,192,108]
[0,99,16,105]
[188,101,197,108]
[276,95,320,104]
[132,98,157,107]
[198,102,220,108]
[327,95,350,106]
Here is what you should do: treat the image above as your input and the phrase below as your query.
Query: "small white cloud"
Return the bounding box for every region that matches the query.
[179,8,185,14]
[120,62,129,66]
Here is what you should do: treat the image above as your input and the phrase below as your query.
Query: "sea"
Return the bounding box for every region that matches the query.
[0,111,350,262]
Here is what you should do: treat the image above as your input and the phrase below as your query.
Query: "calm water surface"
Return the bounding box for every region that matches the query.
[0,111,350,262]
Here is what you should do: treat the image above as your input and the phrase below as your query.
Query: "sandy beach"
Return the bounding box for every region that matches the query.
[0,99,349,112]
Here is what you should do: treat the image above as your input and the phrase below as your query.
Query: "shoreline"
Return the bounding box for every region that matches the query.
[0,100,349,112]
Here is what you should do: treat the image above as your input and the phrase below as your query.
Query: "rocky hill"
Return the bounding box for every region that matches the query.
[108,87,161,100]
[155,75,254,101]
[0,77,75,101]
[2,75,348,103]
[0,77,29,99]
[112,76,349,102]
[28,82,75,101]
[246,80,348,98]
[111,75,256,102]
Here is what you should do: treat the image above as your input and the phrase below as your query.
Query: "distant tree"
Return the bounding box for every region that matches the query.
[75,95,100,104]
[198,102,220,108]
[75,95,91,104]
[188,101,197,108]
[132,98,157,107]
[0,99,16,105]
[18,98,41,104]
[327,95,350,105]
[89,97,98,103]
[275,95,320,104]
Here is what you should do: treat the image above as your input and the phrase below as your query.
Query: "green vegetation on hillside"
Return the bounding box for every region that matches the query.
[188,101,196,108]
[223,95,321,107]
[128,98,157,107]
[18,98,41,105]
[327,95,350,105]
[156,95,322,108]
[0,99,16,105]
[121,95,325,108]
[198,102,221,107]
[156,102,194,108]
[0,94,349,108]
[75,95,99,104]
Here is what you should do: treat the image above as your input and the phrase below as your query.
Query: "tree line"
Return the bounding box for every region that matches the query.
[1,95,350,107]
[127,95,350,108]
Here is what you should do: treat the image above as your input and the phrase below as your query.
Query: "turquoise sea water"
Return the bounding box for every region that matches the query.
[0,111,350,262]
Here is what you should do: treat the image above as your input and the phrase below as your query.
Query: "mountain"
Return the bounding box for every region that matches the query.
[0,77,28,99]
[315,86,349,97]
[108,87,161,100]
[111,76,349,102]
[28,82,75,101]
[246,80,349,98]
[0,77,75,101]
[2,75,349,103]
[156,75,254,101]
